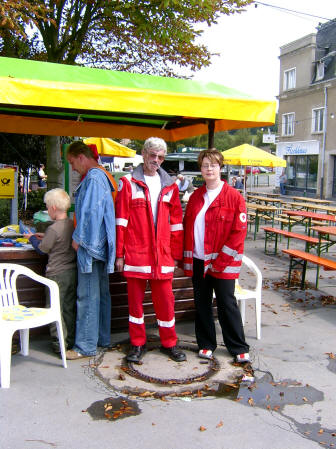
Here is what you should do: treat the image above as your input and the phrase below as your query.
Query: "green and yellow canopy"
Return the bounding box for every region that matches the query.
[0,57,276,141]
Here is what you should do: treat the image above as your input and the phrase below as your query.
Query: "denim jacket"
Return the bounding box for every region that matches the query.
[72,167,116,274]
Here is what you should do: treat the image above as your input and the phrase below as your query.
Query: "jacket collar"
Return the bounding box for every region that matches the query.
[198,180,227,194]
[132,164,174,189]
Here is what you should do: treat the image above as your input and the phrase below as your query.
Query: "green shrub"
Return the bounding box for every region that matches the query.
[19,189,46,221]
[0,190,46,228]
[21,190,45,211]
[0,199,11,228]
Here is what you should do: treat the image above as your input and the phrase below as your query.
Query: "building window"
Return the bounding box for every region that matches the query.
[283,68,296,90]
[282,113,295,136]
[286,155,318,191]
[312,107,324,133]
[316,62,324,81]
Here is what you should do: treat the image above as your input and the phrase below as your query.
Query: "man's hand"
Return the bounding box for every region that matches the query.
[72,240,79,251]
[35,232,44,240]
[115,257,124,272]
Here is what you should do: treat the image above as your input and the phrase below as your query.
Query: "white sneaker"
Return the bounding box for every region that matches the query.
[198,349,213,359]
[236,353,250,363]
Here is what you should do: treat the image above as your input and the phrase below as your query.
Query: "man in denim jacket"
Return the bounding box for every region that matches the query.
[65,141,116,360]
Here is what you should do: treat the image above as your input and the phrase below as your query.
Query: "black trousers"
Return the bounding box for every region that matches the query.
[192,258,249,356]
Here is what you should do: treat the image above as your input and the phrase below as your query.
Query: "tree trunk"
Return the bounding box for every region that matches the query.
[46,136,64,189]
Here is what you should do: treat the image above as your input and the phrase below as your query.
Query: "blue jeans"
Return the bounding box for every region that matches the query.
[280,183,286,195]
[73,260,111,356]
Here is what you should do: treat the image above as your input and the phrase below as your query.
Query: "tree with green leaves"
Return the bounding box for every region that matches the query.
[0,0,253,187]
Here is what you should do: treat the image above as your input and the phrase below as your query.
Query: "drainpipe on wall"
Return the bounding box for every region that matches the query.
[320,86,328,199]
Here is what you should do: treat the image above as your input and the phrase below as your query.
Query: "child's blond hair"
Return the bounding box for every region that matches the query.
[44,188,71,212]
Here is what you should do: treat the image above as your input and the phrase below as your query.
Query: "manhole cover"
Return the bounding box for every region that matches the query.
[125,345,220,385]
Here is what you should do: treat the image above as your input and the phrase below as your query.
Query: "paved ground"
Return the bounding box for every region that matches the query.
[1,194,336,449]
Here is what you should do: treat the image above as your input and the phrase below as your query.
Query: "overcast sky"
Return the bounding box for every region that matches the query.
[192,0,335,101]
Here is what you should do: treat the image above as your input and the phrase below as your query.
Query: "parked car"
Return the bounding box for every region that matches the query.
[245,167,260,174]
[245,167,273,174]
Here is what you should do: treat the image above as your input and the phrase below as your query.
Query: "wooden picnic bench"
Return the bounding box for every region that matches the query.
[282,249,336,289]
[262,227,324,255]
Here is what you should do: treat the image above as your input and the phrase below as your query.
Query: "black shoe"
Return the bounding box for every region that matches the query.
[127,345,146,363]
[161,346,186,362]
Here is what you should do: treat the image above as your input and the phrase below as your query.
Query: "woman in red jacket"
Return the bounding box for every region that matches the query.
[183,149,250,363]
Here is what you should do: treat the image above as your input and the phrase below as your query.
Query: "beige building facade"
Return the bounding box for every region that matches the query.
[277,20,336,198]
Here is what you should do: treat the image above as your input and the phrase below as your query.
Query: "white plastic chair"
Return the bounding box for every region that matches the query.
[0,263,67,388]
[213,255,262,340]
[235,255,262,340]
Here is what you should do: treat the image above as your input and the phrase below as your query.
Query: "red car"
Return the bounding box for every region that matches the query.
[245,167,260,174]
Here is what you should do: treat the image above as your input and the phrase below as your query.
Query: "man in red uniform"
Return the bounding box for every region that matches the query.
[115,137,186,363]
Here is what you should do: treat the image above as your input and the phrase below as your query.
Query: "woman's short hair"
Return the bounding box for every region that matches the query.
[67,140,96,159]
[44,188,71,212]
[197,148,224,168]
[143,137,167,155]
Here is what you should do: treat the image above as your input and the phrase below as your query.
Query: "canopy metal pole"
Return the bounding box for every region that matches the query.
[208,120,215,149]
[10,168,18,224]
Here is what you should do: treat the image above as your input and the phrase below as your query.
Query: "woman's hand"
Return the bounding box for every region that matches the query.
[115,257,124,272]
[211,266,220,272]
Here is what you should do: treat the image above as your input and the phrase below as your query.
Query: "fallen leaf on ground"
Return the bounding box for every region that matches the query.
[216,421,223,428]
[199,426,207,432]
[139,391,155,397]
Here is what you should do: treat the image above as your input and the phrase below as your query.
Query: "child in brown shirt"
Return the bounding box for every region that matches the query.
[24,188,77,353]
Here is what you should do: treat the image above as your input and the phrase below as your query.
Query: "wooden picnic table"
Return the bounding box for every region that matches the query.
[282,248,336,289]
[247,203,278,239]
[311,225,336,254]
[291,196,334,205]
[248,192,281,198]
[284,202,336,214]
[247,194,284,206]
[302,225,336,288]
[282,210,336,236]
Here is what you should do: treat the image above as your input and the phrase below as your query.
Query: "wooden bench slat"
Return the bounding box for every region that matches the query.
[262,227,322,244]
[282,249,336,270]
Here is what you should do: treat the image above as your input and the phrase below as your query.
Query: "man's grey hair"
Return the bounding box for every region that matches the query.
[143,137,167,155]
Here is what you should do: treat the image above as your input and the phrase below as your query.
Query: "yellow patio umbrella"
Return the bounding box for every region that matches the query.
[83,137,136,157]
[222,144,286,195]
[222,144,286,167]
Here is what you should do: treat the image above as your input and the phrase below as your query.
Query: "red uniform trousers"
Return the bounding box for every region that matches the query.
[127,278,177,348]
